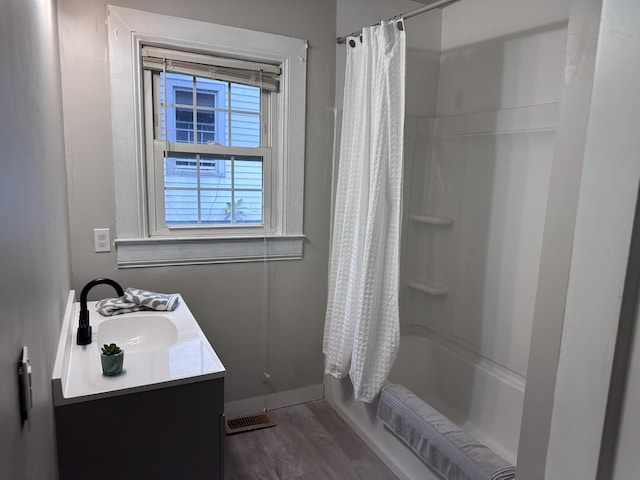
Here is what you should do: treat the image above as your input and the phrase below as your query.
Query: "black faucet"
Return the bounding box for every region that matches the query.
[77,278,124,345]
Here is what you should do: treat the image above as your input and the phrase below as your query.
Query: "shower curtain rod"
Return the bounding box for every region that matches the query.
[336,0,461,44]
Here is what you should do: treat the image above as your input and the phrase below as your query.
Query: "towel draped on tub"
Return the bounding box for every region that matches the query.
[377,384,515,480]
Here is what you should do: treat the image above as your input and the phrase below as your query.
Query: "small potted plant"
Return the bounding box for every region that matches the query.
[101,343,124,376]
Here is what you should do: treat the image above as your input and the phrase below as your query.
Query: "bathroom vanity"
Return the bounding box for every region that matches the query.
[52,291,226,480]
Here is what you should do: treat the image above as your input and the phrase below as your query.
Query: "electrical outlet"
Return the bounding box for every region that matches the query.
[93,228,111,252]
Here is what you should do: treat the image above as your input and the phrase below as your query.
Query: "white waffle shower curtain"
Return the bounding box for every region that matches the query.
[323,19,406,403]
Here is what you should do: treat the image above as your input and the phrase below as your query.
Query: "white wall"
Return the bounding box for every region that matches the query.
[438,3,569,116]
[516,1,603,477]
[544,0,640,477]
[57,0,336,408]
[0,0,72,477]
[336,0,442,118]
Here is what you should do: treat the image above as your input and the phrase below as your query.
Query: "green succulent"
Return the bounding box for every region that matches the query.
[101,343,122,356]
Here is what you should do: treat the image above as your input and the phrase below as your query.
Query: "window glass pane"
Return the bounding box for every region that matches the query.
[234,158,263,190]
[165,154,197,188]
[175,89,193,106]
[161,73,194,125]
[164,72,191,84]
[162,72,193,94]
[196,78,227,108]
[163,154,265,226]
[198,156,219,173]
[161,105,175,142]
[233,190,263,224]
[159,73,225,144]
[200,156,231,188]
[175,108,194,143]
[230,113,260,147]
[165,189,198,225]
[200,190,232,224]
[196,109,215,144]
[196,91,215,108]
[231,83,260,113]
[215,112,229,146]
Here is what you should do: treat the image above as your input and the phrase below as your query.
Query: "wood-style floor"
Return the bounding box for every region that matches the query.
[225,401,400,480]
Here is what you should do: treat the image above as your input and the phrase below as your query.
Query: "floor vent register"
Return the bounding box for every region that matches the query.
[225,412,277,435]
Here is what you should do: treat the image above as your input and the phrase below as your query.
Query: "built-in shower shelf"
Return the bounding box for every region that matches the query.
[410,214,454,226]
[407,280,448,296]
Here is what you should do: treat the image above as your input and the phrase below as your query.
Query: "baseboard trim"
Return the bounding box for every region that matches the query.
[225,383,324,418]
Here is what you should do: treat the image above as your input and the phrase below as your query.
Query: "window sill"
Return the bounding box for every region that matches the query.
[114,234,305,268]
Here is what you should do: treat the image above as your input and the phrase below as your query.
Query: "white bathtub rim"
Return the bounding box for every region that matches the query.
[325,375,442,480]
[391,330,522,464]
[400,324,526,390]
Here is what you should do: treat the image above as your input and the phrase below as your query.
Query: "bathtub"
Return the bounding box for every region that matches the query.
[325,326,525,480]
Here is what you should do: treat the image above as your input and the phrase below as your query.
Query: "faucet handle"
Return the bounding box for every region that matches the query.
[77,325,92,346]
[76,325,91,345]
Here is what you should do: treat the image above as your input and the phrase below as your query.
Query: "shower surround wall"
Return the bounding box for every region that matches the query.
[327,1,571,478]
[401,0,569,456]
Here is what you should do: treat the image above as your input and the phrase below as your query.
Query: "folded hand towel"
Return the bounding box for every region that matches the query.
[124,288,179,311]
[96,297,149,316]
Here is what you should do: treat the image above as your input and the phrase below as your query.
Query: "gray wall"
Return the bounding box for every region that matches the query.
[0,0,72,478]
[57,0,336,403]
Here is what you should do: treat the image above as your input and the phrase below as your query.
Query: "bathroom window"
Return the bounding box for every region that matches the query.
[107,7,307,267]
[143,47,273,230]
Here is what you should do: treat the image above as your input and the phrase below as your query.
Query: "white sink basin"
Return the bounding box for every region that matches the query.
[53,294,225,404]
[98,315,178,354]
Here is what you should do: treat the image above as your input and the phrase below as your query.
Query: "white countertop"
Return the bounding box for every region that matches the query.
[52,291,225,406]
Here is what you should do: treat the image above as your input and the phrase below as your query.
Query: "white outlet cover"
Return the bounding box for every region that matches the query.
[93,228,111,252]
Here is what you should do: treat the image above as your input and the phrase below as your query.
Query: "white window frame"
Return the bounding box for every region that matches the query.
[145,64,270,235]
[107,6,306,267]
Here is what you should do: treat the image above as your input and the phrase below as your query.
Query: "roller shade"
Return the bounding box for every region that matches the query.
[141,46,281,92]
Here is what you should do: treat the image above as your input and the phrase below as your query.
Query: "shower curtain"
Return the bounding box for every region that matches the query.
[323,19,406,403]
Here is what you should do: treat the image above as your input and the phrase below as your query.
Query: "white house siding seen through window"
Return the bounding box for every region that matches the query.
[153,69,264,227]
